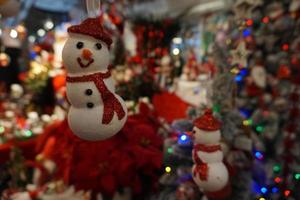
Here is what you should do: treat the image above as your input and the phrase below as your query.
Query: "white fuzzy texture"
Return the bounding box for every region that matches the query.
[251,66,266,88]
[63,33,127,141]
[62,33,110,76]
[192,162,229,192]
[196,150,224,163]
[193,127,221,145]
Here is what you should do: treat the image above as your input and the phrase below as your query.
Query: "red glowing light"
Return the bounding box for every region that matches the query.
[246,19,253,26]
[282,44,289,51]
[284,190,291,197]
[262,17,270,24]
[274,177,282,183]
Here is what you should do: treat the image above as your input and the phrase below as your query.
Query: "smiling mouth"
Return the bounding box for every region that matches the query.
[77,57,94,68]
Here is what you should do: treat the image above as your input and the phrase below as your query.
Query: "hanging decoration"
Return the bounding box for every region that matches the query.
[63,0,127,141]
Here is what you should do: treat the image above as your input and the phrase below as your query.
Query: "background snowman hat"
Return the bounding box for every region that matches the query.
[68,17,113,48]
[193,109,221,131]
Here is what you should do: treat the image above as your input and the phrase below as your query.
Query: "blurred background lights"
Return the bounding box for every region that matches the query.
[165,166,171,173]
[172,37,182,44]
[172,48,180,55]
[9,29,18,38]
[272,187,279,193]
[28,35,36,43]
[37,29,46,37]
[260,187,268,194]
[255,151,264,160]
[44,20,54,30]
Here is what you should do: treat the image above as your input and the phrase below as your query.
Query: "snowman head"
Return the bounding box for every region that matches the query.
[193,109,222,145]
[193,127,221,145]
[62,17,113,75]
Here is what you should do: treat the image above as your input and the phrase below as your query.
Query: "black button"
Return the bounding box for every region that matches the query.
[87,102,94,108]
[85,89,93,96]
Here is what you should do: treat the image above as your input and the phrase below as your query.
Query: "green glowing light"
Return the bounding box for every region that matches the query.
[24,130,33,137]
[0,126,5,134]
[213,104,221,113]
[256,126,264,133]
[273,165,281,173]
[167,147,173,154]
[295,173,300,180]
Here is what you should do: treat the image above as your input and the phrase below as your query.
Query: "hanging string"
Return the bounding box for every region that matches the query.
[86,0,101,18]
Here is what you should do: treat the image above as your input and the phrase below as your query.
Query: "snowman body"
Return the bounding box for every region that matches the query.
[63,30,127,141]
[192,110,229,195]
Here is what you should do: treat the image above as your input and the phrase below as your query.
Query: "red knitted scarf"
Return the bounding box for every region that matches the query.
[66,71,125,124]
[193,144,221,181]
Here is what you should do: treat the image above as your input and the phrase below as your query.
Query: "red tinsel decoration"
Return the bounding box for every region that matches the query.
[36,111,163,196]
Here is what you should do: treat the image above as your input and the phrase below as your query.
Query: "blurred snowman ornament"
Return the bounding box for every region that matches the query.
[192,109,231,200]
[63,0,127,141]
[250,65,267,89]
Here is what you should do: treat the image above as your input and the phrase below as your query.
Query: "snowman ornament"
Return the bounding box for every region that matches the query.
[62,17,127,141]
[192,109,230,199]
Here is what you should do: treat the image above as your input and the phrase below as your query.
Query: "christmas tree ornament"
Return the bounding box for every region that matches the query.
[62,0,127,141]
[230,41,250,68]
[233,0,260,19]
[192,109,231,200]
[250,65,267,88]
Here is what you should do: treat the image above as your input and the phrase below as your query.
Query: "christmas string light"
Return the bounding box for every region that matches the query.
[274,177,282,183]
[246,19,253,26]
[272,187,279,193]
[282,44,289,51]
[273,165,281,173]
[0,126,5,134]
[262,16,269,24]
[243,29,251,37]
[165,166,172,173]
[260,187,268,194]
[9,29,18,38]
[167,147,173,154]
[284,190,291,197]
[256,126,264,133]
[255,151,264,160]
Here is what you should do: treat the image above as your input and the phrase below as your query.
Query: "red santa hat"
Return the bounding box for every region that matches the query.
[68,17,113,48]
[193,109,221,131]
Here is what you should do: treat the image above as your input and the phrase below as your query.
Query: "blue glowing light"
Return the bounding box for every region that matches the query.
[235,75,243,82]
[243,29,251,37]
[255,151,264,160]
[30,51,38,59]
[239,109,251,118]
[180,135,187,141]
[239,68,248,76]
[178,134,191,145]
[261,187,268,194]
[272,187,279,193]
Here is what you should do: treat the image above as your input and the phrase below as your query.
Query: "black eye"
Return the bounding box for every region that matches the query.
[76,42,84,49]
[95,43,102,50]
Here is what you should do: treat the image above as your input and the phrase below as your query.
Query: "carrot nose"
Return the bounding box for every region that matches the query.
[82,49,93,60]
